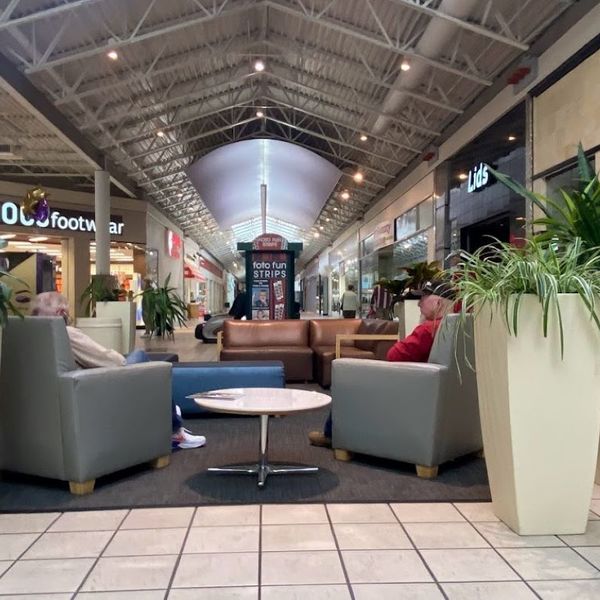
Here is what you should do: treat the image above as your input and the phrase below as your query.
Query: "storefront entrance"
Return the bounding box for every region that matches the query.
[460,214,510,254]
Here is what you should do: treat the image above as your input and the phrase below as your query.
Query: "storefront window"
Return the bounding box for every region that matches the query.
[418,197,434,230]
[393,231,430,269]
[395,207,417,241]
[360,234,374,257]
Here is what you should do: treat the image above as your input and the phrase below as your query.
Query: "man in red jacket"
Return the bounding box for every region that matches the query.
[309,279,456,448]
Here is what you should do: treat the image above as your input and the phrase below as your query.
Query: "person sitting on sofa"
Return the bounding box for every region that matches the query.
[31,292,206,450]
[309,279,456,448]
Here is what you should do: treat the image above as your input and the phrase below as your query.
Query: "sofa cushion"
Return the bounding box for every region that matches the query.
[309,319,360,348]
[224,320,309,348]
[355,319,399,351]
[221,347,313,382]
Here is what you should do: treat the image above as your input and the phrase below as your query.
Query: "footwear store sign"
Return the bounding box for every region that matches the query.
[0,200,124,235]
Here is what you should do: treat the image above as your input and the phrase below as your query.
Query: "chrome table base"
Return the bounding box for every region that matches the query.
[207,414,319,488]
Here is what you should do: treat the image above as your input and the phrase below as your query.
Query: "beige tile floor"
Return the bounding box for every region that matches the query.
[1,329,596,597]
[1,489,600,598]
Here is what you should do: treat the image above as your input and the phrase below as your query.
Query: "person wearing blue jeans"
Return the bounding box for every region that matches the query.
[31,292,205,450]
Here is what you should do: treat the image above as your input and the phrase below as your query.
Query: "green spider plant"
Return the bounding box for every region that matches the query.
[488,143,600,252]
[451,237,600,358]
[0,240,28,326]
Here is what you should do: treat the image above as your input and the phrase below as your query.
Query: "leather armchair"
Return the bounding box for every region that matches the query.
[331,315,482,478]
[0,317,172,494]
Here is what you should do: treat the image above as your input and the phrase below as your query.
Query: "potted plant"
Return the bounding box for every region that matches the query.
[80,274,119,317]
[375,275,408,321]
[452,237,600,535]
[139,274,187,340]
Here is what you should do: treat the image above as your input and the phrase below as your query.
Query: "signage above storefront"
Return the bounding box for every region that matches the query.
[0,200,124,235]
[467,163,496,193]
[373,221,394,250]
[252,233,289,250]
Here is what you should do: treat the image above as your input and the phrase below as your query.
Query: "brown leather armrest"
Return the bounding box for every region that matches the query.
[335,334,399,359]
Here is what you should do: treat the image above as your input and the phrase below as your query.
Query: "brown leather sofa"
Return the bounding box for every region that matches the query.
[311,319,399,387]
[220,318,399,385]
[221,320,313,381]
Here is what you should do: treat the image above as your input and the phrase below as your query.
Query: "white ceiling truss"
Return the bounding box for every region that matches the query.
[0,0,580,269]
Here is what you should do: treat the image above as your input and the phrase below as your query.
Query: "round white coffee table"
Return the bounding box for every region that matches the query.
[194,387,331,488]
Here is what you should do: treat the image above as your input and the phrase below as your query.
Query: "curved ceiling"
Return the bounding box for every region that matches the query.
[186,139,341,234]
[0,0,584,272]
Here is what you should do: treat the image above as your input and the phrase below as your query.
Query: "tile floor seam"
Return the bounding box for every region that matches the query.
[0,511,63,583]
[164,505,198,597]
[71,508,131,597]
[388,502,450,600]
[468,519,544,599]
[324,503,356,600]
[556,545,600,576]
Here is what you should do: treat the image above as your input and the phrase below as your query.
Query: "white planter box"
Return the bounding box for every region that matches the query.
[96,301,136,354]
[475,294,600,535]
[404,299,422,335]
[75,317,123,354]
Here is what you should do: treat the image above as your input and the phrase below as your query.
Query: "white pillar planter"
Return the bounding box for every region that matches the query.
[96,301,136,354]
[404,299,422,335]
[75,317,123,354]
[475,294,600,535]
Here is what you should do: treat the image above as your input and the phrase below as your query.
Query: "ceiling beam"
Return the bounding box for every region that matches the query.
[264,0,493,87]
[0,52,140,197]
[24,0,258,73]
[0,0,103,31]
[386,0,529,50]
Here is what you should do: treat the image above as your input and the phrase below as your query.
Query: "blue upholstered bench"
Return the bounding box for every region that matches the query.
[172,360,285,415]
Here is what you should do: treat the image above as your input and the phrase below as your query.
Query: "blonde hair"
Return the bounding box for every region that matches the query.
[31,292,70,320]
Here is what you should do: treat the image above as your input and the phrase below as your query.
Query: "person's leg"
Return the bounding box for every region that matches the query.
[309,411,332,447]
[125,349,150,364]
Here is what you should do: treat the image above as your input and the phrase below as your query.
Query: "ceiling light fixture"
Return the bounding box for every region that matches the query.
[0,233,16,239]
[458,173,468,181]
[341,190,350,200]
[29,236,48,242]
[157,130,165,137]
[254,60,265,72]
[107,50,118,61]
[313,232,320,238]
[319,226,324,230]
[508,135,517,141]
[401,60,411,71]
[256,110,264,118]
[353,172,364,183]
[333,207,338,211]
[360,134,368,142]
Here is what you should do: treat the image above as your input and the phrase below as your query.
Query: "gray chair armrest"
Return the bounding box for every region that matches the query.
[331,358,447,465]
[58,362,172,482]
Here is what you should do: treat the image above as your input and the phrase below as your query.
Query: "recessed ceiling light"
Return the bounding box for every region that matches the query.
[256,110,264,118]
[313,232,320,238]
[254,60,265,72]
[458,173,468,181]
[341,190,350,200]
[0,233,16,239]
[29,236,48,242]
[333,207,338,211]
[360,134,368,142]
[319,226,324,230]
[107,50,118,61]
[401,60,410,71]
[353,172,364,183]
[508,135,517,141]
[326,218,330,222]
[157,130,165,137]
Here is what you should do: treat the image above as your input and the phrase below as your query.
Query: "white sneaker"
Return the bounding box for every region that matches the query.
[172,427,206,449]
[175,405,182,418]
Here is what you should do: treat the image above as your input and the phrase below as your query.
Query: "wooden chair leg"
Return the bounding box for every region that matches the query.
[334,449,352,462]
[416,465,438,479]
[150,455,171,469]
[69,480,95,495]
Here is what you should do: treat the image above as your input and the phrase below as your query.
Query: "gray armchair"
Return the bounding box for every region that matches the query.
[0,317,172,494]
[331,314,482,478]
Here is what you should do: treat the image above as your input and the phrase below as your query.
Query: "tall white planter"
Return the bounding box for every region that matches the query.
[96,301,136,354]
[404,299,422,335]
[475,294,600,535]
[75,317,123,354]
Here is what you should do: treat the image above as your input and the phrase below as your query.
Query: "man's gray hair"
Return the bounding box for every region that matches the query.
[30,292,70,318]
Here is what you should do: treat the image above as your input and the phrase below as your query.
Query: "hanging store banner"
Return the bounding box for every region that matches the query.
[373,220,394,250]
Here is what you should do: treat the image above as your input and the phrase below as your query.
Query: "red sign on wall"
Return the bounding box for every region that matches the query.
[166,229,182,258]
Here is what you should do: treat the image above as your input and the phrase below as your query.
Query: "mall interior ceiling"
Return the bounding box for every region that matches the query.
[0,0,594,272]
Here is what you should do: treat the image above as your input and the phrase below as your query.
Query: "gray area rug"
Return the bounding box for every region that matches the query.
[0,407,490,512]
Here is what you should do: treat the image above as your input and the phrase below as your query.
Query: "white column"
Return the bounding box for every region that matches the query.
[94,170,111,275]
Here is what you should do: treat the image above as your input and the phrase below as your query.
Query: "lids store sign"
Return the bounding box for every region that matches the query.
[0,200,124,235]
[467,163,496,193]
